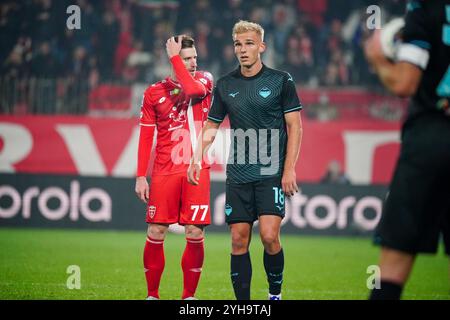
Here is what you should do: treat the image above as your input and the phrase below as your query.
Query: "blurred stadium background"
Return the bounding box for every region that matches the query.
[0,0,448,300]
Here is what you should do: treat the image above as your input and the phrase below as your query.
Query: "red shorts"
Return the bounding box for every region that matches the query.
[146,169,211,225]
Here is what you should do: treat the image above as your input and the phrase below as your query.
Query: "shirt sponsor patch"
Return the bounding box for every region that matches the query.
[170,88,180,95]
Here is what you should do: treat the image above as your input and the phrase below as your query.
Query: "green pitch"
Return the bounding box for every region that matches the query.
[0,228,448,300]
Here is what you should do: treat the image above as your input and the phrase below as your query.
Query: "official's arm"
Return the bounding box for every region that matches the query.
[365,32,423,98]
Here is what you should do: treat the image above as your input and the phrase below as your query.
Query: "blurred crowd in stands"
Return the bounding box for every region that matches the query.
[0,0,407,116]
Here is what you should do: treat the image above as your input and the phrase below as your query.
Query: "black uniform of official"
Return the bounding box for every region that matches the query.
[374,0,450,255]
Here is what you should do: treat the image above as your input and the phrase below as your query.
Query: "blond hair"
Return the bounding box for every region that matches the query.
[232,20,264,41]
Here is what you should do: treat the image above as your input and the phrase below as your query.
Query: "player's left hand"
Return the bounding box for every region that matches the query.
[364,29,385,65]
[166,35,184,59]
[187,162,202,185]
[282,169,298,197]
[135,176,149,203]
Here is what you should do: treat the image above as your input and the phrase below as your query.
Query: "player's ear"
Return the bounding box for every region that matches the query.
[259,41,266,54]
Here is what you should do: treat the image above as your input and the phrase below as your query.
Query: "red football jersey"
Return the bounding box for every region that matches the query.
[138,58,213,177]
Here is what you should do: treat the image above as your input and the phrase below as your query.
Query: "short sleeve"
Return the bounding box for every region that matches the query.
[140,89,156,126]
[207,85,227,123]
[396,1,430,70]
[281,72,302,113]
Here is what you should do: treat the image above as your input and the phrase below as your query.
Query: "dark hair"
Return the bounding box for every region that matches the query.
[175,35,195,49]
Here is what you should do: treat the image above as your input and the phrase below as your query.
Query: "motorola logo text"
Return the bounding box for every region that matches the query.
[0,181,111,222]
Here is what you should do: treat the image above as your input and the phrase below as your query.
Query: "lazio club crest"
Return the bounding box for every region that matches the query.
[225,204,233,216]
[259,87,271,98]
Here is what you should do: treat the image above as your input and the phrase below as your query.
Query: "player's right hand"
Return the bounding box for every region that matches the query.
[364,29,384,66]
[187,163,201,185]
[166,35,184,59]
[135,176,149,203]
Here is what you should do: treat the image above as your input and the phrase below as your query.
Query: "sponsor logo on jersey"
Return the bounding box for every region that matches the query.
[159,97,166,103]
[287,73,293,82]
[259,87,271,98]
[169,109,186,123]
[199,78,207,85]
[228,92,239,98]
[170,88,180,95]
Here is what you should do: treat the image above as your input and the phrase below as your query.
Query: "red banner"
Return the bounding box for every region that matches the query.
[0,115,400,184]
[299,119,400,184]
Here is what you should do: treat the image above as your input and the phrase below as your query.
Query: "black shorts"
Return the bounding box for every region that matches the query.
[225,176,285,224]
[374,114,450,255]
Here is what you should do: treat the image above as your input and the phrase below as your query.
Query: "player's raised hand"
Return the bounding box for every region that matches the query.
[166,35,184,59]
[364,29,385,65]
[135,176,149,203]
[187,163,201,185]
[281,168,299,197]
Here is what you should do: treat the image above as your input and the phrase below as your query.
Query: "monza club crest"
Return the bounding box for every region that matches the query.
[147,205,157,219]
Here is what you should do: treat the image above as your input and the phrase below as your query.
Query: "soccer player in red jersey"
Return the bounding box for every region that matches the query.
[135,35,213,300]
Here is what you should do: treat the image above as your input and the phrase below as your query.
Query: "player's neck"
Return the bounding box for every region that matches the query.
[170,72,179,83]
[240,60,263,77]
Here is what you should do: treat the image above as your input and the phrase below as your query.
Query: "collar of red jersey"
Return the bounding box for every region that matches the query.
[166,77,182,88]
